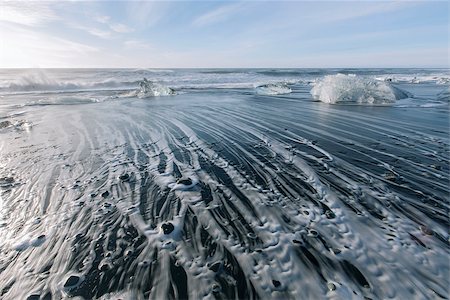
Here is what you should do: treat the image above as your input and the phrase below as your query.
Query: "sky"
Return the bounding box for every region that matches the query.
[0,0,448,68]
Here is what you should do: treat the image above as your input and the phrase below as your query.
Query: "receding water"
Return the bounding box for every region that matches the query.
[0,69,448,299]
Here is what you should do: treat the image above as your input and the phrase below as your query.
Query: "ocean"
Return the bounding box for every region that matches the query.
[0,68,448,299]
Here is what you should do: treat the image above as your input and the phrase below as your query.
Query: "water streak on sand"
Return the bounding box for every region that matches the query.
[0,69,448,299]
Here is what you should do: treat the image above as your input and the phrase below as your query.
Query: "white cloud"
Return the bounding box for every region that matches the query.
[304,1,416,24]
[126,1,172,28]
[93,14,134,33]
[0,1,57,26]
[68,14,133,38]
[68,22,113,39]
[110,23,133,33]
[85,28,112,39]
[95,15,110,24]
[124,40,152,50]
[192,3,244,27]
[0,23,99,68]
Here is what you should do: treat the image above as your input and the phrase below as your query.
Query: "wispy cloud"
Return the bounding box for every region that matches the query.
[192,3,244,27]
[68,14,133,39]
[0,0,446,68]
[126,1,171,28]
[0,1,57,26]
[93,14,134,33]
[307,1,416,23]
[65,21,112,39]
[85,27,112,39]
[95,15,111,24]
[109,23,133,33]
[0,23,98,67]
[124,40,152,50]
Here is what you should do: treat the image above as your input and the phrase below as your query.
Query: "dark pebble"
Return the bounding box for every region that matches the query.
[64,275,80,288]
[209,262,221,272]
[119,173,130,181]
[272,280,281,288]
[177,178,192,185]
[325,210,336,219]
[139,260,150,267]
[90,193,97,198]
[309,229,318,237]
[292,239,302,244]
[101,191,110,198]
[333,248,342,254]
[0,177,14,183]
[99,263,110,271]
[0,120,11,129]
[161,222,174,234]
[420,225,433,236]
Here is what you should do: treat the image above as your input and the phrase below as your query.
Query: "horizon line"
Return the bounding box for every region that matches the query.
[1,66,449,70]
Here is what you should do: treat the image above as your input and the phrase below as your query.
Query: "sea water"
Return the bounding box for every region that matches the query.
[0,68,448,299]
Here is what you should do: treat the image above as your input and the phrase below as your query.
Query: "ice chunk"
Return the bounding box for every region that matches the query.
[137,78,176,97]
[311,74,410,104]
[255,83,292,95]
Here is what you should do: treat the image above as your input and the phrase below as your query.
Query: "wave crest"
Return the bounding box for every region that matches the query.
[310,74,411,104]
[5,71,134,92]
[255,83,292,95]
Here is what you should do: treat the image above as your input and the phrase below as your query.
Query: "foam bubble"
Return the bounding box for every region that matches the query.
[12,234,46,251]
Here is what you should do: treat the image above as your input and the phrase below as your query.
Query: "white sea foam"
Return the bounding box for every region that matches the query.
[0,68,448,300]
[311,74,410,104]
[375,74,450,85]
[436,77,450,85]
[24,96,103,106]
[394,98,447,108]
[12,234,46,251]
[255,83,292,95]
[4,71,134,93]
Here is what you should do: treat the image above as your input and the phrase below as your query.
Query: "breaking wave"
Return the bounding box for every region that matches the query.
[311,74,411,104]
[4,72,135,93]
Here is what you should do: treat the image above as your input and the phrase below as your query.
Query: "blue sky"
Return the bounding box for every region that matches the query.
[0,1,448,68]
